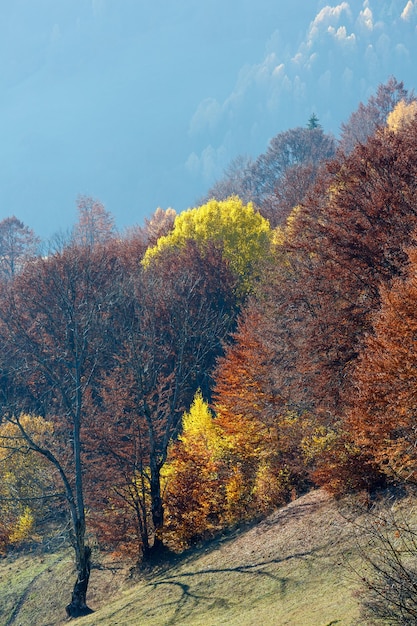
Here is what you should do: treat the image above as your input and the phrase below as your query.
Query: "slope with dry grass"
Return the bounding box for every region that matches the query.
[0,489,375,626]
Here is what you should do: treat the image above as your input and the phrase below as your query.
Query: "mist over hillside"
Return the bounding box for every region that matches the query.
[1,0,416,238]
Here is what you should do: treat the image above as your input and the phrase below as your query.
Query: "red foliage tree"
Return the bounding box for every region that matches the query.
[260,162,318,227]
[0,242,120,617]
[87,240,238,560]
[205,127,335,228]
[203,154,255,205]
[280,115,417,420]
[239,109,417,494]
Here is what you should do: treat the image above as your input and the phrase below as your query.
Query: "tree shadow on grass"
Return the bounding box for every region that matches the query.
[145,550,316,625]
[165,491,332,573]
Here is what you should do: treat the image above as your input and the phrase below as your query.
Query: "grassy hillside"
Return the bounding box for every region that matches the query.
[0,490,374,626]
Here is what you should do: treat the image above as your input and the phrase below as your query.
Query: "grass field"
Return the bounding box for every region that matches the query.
[0,490,375,626]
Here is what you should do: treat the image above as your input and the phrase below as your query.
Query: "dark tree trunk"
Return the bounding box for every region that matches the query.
[65,546,94,618]
[148,464,167,559]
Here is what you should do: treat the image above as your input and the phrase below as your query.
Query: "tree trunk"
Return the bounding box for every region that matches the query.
[149,464,166,558]
[65,545,93,618]
[66,376,94,617]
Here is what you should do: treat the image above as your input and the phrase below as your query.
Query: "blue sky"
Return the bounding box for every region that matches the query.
[1,0,416,239]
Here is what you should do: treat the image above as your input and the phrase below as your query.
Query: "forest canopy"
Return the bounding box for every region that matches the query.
[1,77,417,619]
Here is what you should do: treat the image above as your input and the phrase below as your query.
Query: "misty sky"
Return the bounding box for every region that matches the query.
[1,0,416,239]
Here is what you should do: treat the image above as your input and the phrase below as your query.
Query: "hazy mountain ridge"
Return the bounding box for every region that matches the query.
[1,1,416,238]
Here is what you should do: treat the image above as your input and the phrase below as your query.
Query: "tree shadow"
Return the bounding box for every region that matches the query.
[168,491,330,571]
[144,550,316,625]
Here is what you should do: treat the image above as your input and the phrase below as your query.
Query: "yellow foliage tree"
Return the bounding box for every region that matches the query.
[386,100,417,133]
[164,314,311,549]
[9,507,36,544]
[179,390,224,454]
[143,196,272,296]
[163,391,228,548]
[0,414,55,552]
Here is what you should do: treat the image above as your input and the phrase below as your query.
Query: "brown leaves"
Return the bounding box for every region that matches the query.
[349,245,417,482]
[277,113,417,418]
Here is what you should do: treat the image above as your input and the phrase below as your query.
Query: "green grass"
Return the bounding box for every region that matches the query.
[0,551,72,626]
[0,491,367,626]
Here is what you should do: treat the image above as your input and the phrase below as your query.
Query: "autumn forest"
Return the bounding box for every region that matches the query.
[2,77,417,619]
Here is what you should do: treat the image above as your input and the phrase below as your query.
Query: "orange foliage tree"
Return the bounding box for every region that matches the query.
[164,310,310,546]
[349,244,417,482]
[222,107,417,496]
[163,390,228,549]
[212,308,310,522]
[270,105,417,429]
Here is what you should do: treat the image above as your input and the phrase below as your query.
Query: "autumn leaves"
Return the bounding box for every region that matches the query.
[2,79,417,617]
